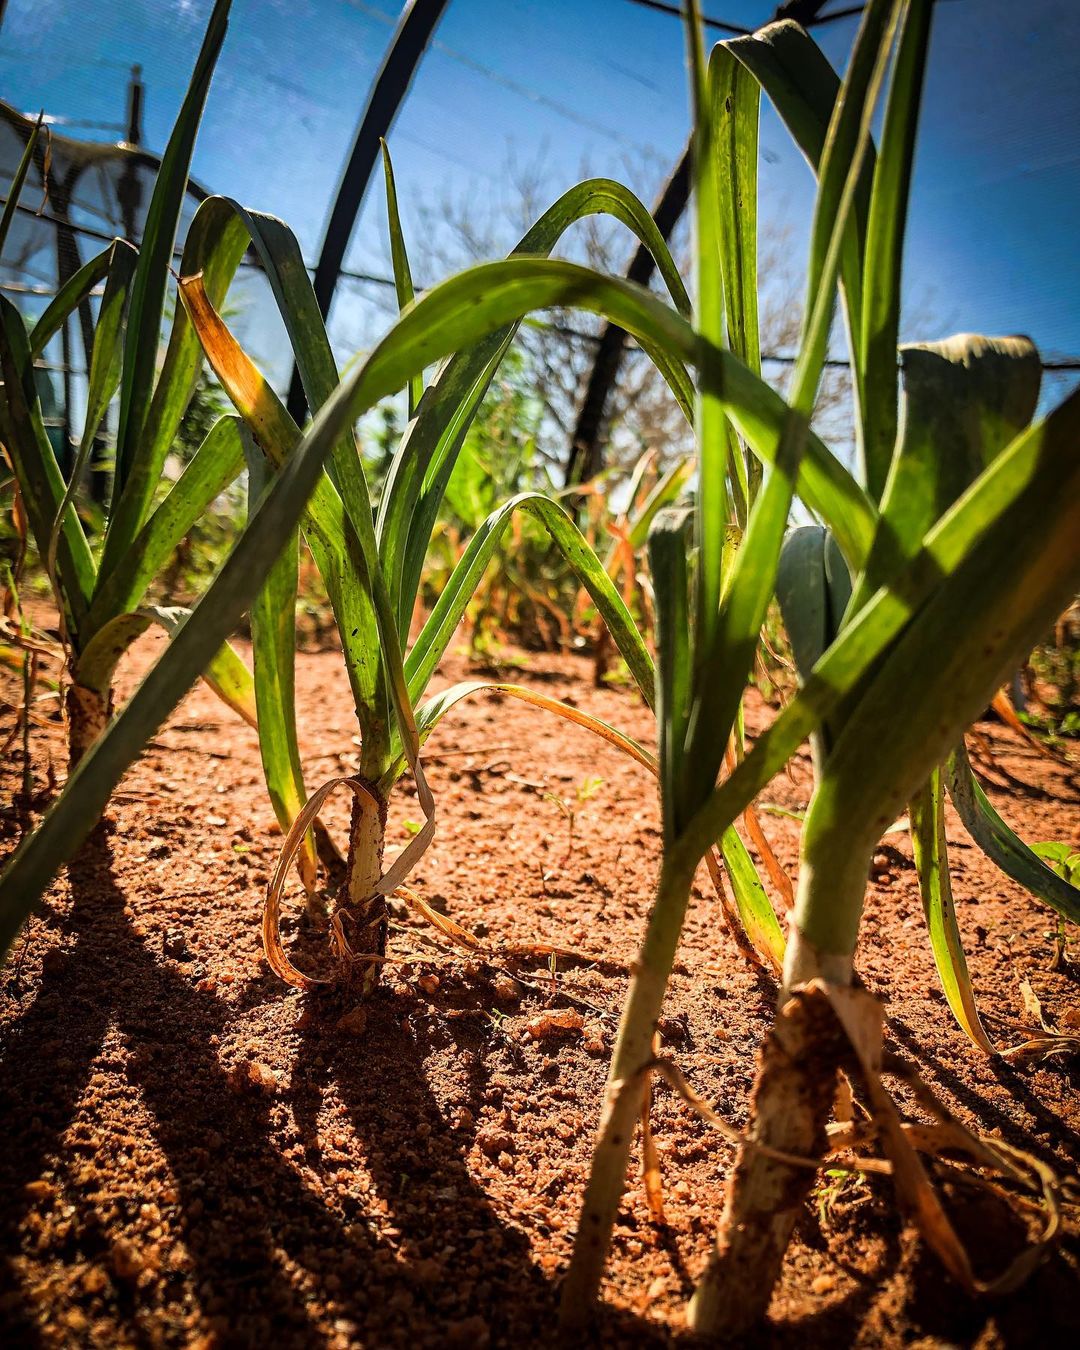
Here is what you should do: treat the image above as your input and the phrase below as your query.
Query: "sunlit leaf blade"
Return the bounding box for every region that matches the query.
[676,384,1080,879]
[910,768,995,1053]
[99,200,250,580]
[112,0,231,506]
[433,255,875,556]
[197,638,260,728]
[849,334,1042,619]
[844,333,1064,1000]
[680,0,896,826]
[797,425,1080,957]
[48,240,139,579]
[88,415,248,628]
[405,491,655,713]
[73,611,163,696]
[177,271,385,752]
[0,295,96,634]
[625,456,693,551]
[725,17,874,440]
[380,175,695,639]
[72,604,257,729]
[946,744,1080,926]
[709,45,759,376]
[858,0,933,500]
[0,246,871,951]
[165,197,393,745]
[719,825,785,971]
[167,197,365,507]
[709,42,761,500]
[619,447,658,523]
[388,257,875,575]
[215,204,382,570]
[28,241,122,359]
[793,0,900,410]
[173,211,692,782]
[380,139,423,417]
[177,256,453,840]
[564,12,926,1318]
[687,0,730,654]
[246,448,317,894]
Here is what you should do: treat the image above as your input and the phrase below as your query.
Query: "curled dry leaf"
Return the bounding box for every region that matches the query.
[1019,978,1049,1030]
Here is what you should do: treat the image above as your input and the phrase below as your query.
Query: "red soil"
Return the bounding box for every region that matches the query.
[1,631,1078,1347]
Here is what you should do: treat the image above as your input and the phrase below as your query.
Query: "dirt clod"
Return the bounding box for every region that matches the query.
[476,1128,514,1159]
[336,1006,368,1036]
[163,929,189,960]
[109,1240,144,1281]
[226,1060,278,1096]
[493,975,521,1003]
[523,1008,584,1041]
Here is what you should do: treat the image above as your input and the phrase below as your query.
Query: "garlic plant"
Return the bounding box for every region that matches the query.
[1,12,1075,1337]
[560,0,1080,1331]
[0,0,255,770]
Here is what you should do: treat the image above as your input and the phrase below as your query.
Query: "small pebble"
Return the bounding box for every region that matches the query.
[162,930,189,960]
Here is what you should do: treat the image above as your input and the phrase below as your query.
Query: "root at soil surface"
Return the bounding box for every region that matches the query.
[65,682,112,771]
[262,775,394,991]
[687,982,849,1337]
[672,980,1073,1337]
[337,786,389,998]
[262,772,626,996]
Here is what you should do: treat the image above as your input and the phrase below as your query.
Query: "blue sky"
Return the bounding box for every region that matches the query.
[2,0,1078,400]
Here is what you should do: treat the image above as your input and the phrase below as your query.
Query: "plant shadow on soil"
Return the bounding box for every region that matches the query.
[887,1013,1080,1161]
[0,831,668,1346]
[2,693,1080,1348]
[0,823,919,1350]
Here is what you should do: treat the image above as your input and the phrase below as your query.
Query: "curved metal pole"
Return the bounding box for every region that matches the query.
[286,0,449,423]
[563,1,833,485]
[564,138,690,487]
